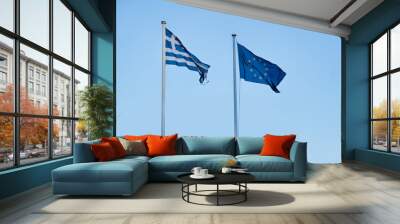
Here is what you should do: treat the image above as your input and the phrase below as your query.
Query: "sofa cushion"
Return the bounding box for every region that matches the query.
[260,134,296,159]
[101,137,127,158]
[91,142,118,161]
[178,136,236,155]
[116,155,150,163]
[236,137,263,155]
[236,155,293,172]
[147,134,178,157]
[119,138,147,156]
[149,154,235,172]
[124,135,150,141]
[53,158,148,183]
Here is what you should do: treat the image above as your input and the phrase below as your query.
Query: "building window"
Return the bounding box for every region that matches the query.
[0,54,7,67]
[0,71,6,85]
[28,67,34,80]
[370,23,400,154]
[28,81,34,94]
[35,70,40,81]
[0,0,91,170]
[36,83,40,95]
[0,54,7,87]
[42,85,46,97]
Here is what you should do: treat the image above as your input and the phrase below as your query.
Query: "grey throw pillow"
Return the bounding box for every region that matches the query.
[118,138,147,156]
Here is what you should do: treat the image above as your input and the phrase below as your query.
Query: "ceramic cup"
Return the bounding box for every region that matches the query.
[221,167,232,174]
[191,167,202,176]
[200,169,208,176]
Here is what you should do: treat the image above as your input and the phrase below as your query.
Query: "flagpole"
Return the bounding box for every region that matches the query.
[232,34,238,137]
[161,21,166,136]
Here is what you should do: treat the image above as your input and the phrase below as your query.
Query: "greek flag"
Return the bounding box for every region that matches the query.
[165,28,210,83]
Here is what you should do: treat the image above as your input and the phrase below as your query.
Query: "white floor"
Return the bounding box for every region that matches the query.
[1,163,400,224]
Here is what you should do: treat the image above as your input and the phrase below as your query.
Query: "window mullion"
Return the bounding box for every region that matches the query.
[13,0,20,167]
[71,10,76,155]
[388,30,391,152]
[370,45,373,149]
[48,0,54,160]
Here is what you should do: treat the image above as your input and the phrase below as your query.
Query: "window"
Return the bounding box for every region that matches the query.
[28,67,34,80]
[74,18,90,70]
[28,81,34,94]
[371,23,400,153]
[53,59,72,117]
[36,84,40,95]
[0,116,14,170]
[74,69,89,118]
[0,71,6,84]
[0,0,91,170]
[0,34,13,113]
[0,55,7,67]
[53,119,72,158]
[19,117,49,165]
[42,85,46,97]
[0,0,14,32]
[0,53,7,87]
[20,0,49,49]
[35,70,40,81]
[53,0,72,60]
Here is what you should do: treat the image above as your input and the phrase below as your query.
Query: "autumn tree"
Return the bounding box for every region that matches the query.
[372,99,400,144]
[0,84,60,153]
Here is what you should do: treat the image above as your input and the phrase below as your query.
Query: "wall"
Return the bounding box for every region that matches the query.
[344,0,400,170]
[92,32,115,134]
[116,0,342,163]
[0,158,72,199]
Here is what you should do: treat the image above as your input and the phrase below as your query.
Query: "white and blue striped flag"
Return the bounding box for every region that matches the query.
[165,28,210,83]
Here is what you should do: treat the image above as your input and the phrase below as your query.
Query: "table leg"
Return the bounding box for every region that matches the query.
[195,184,198,192]
[245,183,247,201]
[187,184,190,202]
[217,184,219,206]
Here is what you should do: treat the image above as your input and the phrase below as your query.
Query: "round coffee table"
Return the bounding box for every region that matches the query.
[177,173,255,206]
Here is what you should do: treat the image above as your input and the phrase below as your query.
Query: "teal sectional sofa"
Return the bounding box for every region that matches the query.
[52,136,307,196]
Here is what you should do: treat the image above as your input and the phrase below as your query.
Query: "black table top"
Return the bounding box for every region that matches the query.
[177,172,255,185]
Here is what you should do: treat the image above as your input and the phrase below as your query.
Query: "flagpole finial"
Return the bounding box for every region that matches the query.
[161,21,166,24]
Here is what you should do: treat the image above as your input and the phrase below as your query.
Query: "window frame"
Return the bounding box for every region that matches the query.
[0,0,92,171]
[370,21,400,154]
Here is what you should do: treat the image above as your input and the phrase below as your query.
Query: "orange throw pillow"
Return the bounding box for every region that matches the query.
[260,134,296,159]
[124,135,149,141]
[91,142,117,161]
[146,134,178,157]
[101,137,127,158]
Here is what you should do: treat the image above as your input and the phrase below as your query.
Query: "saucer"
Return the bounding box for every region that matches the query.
[190,174,215,179]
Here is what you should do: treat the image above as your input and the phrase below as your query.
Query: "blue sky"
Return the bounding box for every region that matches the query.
[117,0,341,163]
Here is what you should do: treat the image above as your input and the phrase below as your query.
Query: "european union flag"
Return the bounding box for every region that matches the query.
[237,43,286,93]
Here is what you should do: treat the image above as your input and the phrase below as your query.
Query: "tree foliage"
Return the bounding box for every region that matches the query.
[372,99,400,141]
[79,84,113,140]
[0,85,59,151]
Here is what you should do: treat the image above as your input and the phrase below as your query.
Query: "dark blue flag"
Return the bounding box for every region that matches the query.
[237,43,286,93]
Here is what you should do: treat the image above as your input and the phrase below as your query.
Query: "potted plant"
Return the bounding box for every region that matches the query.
[79,84,114,140]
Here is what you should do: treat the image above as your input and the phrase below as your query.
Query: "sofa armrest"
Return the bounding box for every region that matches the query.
[73,140,99,163]
[289,141,307,181]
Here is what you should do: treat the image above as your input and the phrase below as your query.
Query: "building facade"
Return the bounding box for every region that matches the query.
[0,41,79,157]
